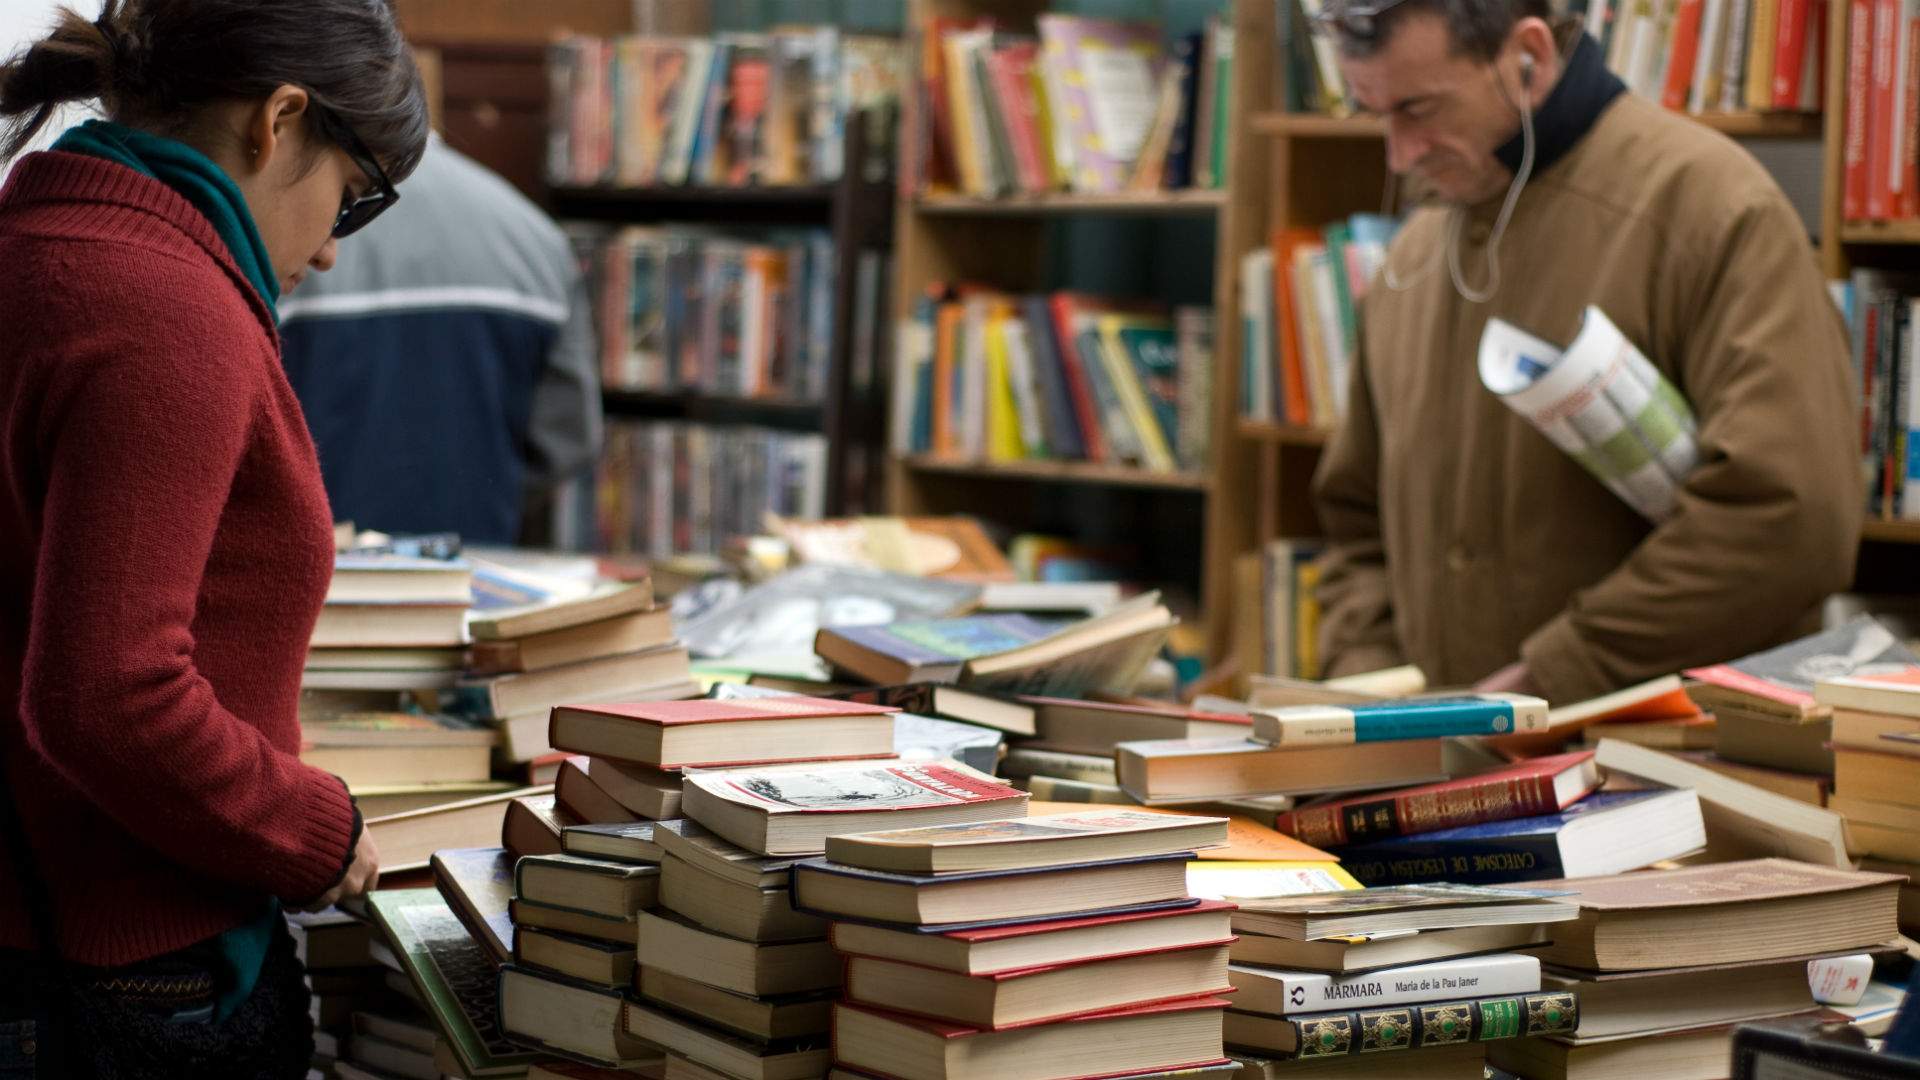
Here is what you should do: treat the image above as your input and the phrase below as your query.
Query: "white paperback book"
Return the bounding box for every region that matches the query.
[1228,952,1542,1016]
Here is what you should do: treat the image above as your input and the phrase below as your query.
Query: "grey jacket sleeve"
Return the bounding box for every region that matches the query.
[525,259,603,489]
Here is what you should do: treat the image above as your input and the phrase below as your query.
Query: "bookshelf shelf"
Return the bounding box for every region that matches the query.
[1861,520,1920,544]
[899,455,1212,492]
[1839,220,1920,245]
[548,184,837,224]
[1248,108,1821,140]
[1238,420,1332,447]
[601,388,827,432]
[914,189,1228,216]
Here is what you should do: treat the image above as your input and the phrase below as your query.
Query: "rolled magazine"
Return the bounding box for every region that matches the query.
[1479,306,1700,523]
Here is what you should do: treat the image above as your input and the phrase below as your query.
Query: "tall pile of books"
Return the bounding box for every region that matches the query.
[892,287,1215,474]
[1238,215,1398,431]
[1487,859,1902,1079]
[451,579,697,772]
[912,14,1235,197]
[1224,884,1583,1077]
[546,31,904,188]
[592,421,829,559]
[583,226,838,402]
[802,809,1236,1078]
[1280,0,1823,119]
[1812,668,1920,933]
[1842,0,1919,224]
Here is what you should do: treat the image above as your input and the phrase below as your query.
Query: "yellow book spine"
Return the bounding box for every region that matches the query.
[943,36,985,195]
[1745,0,1780,108]
[1097,317,1177,471]
[985,310,1025,461]
[1295,561,1324,680]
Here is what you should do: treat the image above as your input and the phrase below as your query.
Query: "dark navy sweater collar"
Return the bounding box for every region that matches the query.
[1493,33,1626,177]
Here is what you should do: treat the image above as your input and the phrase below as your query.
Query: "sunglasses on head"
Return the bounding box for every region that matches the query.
[1309,0,1416,40]
[314,108,398,238]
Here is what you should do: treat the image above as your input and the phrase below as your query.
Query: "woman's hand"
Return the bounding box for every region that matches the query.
[297,828,380,912]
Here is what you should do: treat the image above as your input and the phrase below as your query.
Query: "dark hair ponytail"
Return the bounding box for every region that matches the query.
[1,0,427,180]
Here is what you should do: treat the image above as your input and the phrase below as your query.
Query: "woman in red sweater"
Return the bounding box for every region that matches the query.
[0,0,425,1074]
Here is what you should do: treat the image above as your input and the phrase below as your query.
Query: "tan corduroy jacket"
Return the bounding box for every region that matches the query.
[1312,93,1861,704]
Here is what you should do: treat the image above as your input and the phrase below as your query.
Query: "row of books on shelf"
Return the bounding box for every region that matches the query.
[589,421,829,559]
[1839,269,1920,520]
[1841,0,1920,221]
[914,14,1235,198]
[1236,538,1328,685]
[1281,0,1824,117]
[1239,216,1399,430]
[892,288,1215,474]
[545,30,904,189]
[573,224,838,401]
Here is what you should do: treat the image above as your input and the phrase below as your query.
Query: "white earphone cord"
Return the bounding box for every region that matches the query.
[1382,61,1538,304]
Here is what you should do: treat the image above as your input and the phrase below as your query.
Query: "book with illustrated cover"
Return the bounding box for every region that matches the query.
[1272,751,1600,847]
[680,758,1026,856]
[1331,789,1707,887]
[1223,989,1578,1059]
[430,846,515,966]
[1035,16,1165,193]
[823,808,1227,873]
[1229,952,1541,1017]
[1685,615,1920,717]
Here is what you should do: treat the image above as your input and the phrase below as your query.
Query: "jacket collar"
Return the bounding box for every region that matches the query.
[1492,32,1626,178]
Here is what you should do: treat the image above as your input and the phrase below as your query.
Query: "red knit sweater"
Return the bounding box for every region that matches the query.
[0,152,355,965]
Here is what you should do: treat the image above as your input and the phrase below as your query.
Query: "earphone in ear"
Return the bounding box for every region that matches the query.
[1520,53,1536,89]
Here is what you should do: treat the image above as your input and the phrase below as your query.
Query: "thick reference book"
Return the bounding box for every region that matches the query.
[679,758,1027,856]
[828,898,1237,976]
[549,694,897,770]
[1116,737,1446,804]
[823,809,1228,874]
[495,963,659,1068]
[791,851,1192,926]
[1331,788,1707,887]
[831,994,1232,1080]
[1252,694,1550,747]
[1273,751,1599,847]
[1222,989,1577,1058]
[513,852,660,920]
[1228,952,1541,1016]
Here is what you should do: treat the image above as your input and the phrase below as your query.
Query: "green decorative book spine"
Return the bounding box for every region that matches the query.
[1288,991,1577,1059]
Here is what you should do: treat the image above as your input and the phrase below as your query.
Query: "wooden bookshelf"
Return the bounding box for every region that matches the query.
[899,455,1211,492]
[1861,519,1920,544]
[601,389,827,432]
[1839,220,1920,245]
[914,190,1229,216]
[549,183,838,224]
[1248,109,1822,140]
[885,0,1268,656]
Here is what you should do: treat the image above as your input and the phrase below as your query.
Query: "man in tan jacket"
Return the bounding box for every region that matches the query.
[1310,0,1861,703]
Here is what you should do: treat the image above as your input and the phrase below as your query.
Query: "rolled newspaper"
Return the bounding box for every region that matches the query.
[1479,306,1701,523]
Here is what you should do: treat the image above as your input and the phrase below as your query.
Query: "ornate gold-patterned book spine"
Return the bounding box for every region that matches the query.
[1283,991,1579,1058]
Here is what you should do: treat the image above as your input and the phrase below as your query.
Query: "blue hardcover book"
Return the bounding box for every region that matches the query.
[1163,32,1203,190]
[1253,694,1550,746]
[1023,295,1086,459]
[815,614,1064,685]
[1333,789,1706,887]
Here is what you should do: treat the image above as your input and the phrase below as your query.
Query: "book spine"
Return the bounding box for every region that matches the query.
[1663,0,1708,108]
[1164,34,1201,189]
[1333,833,1569,887]
[1048,296,1109,462]
[1261,955,1542,1015]
[1279,992,1578,1058]
[1772,0,1811,104]
[1902,0,1920,214]
[1872,0,1899,219]
[1256,699,1546,747]
[1273,771,1563,847]
[1748,0,1782,105]
[1847,0,1874,218]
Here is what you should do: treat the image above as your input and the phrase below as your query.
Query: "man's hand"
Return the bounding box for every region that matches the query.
[1476,661,1541,697]
[298,829,380,912]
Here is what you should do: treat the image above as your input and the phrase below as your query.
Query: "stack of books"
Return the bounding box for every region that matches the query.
[1814,669,1920,927]
[913,14,1235,197]
[1222,884,1585,1077]
[583,226,838,402]
[452,580,698,768]
[803,809,1238,1079]
[299,711,506,820]
[289,906,419,1078]
[1488,860,1903,1079]
[627,757,1028,1076]
[593,422,830,559]
[891,287,1215,475]
[545,31,904,188]
[1239,217,1399,432]
[308,549,472,658]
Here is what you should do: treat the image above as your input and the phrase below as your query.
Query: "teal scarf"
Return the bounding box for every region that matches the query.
[51,118,285,1022]
[53,119,281,309]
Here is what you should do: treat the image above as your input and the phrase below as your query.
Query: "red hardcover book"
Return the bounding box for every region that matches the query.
[1871,0,1900,218]
[1271,228,1323,429]
[1663,0,1709,110]
[554,757,642,825]
[1047,293,1112,462]
[1903,1,1920,216]
[985,43,1050,194]
[1847,0,1874,219]
[548,696,898,770]
[832,995,1233,1080]
[1773,0,1813,105]
[1271,750,1601,848]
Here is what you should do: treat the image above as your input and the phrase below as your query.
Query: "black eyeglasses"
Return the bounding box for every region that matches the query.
[1309,0,1416,41]
[315,108,398,238]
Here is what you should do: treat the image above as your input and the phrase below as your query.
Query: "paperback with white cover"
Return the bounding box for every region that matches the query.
[1229,952,1541,1016]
